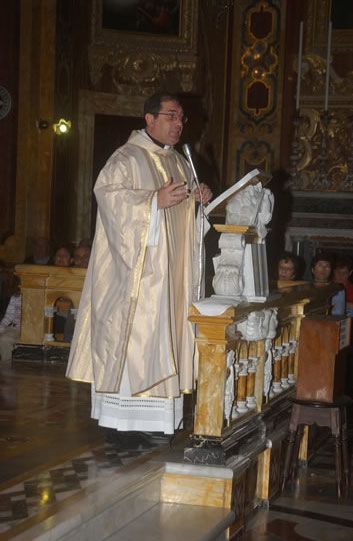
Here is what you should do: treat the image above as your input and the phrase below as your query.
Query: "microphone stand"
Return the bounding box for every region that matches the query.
[182,144,205,433]
[182,144,205,301]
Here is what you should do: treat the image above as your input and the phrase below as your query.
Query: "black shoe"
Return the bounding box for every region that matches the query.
[105,429,154,449]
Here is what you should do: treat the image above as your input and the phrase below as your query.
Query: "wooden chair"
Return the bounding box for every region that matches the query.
[281,396,352,498]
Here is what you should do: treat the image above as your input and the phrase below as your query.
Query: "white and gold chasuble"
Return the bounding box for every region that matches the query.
[66,131,198,405]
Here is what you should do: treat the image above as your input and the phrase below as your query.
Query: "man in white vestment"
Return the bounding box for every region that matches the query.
[66,92,212,439]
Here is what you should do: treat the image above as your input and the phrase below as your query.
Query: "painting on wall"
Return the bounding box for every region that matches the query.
[102,0,180,35]
[331,0,353,29]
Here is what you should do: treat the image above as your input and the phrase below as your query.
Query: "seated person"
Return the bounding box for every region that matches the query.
[78,238,92,249]
[25,236,51,265]
[311,253,346,316]
[277,252,299,281]
[333,256,353,316]
[53,296,73,341]
[64,308,77,342]
[0,277,22,361]
[0,259,8,318]
[73,245,91,268]
[54,245,72,267]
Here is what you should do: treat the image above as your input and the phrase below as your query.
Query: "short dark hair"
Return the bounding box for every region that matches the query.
[335,255,353,272]
[278,252,299,275]
[143,92,181,117]
[55,244,71,255]
[311,252,334,269]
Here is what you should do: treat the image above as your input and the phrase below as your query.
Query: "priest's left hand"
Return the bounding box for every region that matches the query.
[193,183,213,205]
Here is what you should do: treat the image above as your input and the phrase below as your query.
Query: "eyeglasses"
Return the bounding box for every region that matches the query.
[153,112,188,124]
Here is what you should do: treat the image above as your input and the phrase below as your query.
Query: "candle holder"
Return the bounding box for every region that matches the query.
[289,111,302,185]
[346,114,353,184]
[319,110,331,188]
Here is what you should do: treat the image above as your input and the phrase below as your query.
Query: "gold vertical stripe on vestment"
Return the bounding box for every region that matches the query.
[114,187,154,392]
[145,150,178,375]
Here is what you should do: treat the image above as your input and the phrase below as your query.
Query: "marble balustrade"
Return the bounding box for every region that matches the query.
[187,281,335,443]
[15,264,86,347]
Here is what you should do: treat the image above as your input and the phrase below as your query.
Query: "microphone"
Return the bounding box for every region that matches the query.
[182,144,200,189]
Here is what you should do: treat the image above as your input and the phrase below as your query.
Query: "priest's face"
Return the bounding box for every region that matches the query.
[145,100,184,146]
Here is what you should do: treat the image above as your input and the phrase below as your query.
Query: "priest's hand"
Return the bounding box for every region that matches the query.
[193,183,213,205]
[157,178,189,209]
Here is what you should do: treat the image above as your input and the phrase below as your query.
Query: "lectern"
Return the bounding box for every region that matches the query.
[296,315,351,402]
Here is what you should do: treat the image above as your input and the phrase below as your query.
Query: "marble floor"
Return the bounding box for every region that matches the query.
[0,360,352,541]
[243,417,353,541]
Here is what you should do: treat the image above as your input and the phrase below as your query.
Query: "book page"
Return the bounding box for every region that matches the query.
[205,169,271,217]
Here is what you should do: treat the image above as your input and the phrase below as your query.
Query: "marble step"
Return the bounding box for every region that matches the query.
[106,501,235,541]
[11,461,236,541]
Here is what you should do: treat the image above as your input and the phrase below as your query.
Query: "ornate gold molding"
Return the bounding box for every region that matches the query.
[227,0,285,182]
[305,0,353,52]
[301,53,353,100]
[290,107,353,192]
[89,0,199,93]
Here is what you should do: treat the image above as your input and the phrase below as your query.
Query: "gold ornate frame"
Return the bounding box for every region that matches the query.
[89,0,199,92]
[91,0,198,51]
[305,0,353,52]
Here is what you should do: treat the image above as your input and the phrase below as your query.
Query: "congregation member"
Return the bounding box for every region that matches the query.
[72,245,91,269]
[333,255,353,316]
[53,245,72,267]
[0,277,22,361]
[277,252,299,281]
[311,253,346,316]
[66,91,212,440]
[25,236,51,265]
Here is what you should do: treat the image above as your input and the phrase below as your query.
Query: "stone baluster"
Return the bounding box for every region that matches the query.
[264,338,274,401]
[224,350,236,426]
[272,346,282,394]
[232,362,241,419]
[44,306,57,342]
[288,339,297,384]
[280,342,290,389]
[246,356,258,409]
[236,360,249,413]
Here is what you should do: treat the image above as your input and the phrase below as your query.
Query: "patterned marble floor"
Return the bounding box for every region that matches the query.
[0,360,352,541]
[243,431,353,541]
[0,361,159,538]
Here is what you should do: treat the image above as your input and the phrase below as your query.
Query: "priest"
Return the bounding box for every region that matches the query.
[66,92,212,437]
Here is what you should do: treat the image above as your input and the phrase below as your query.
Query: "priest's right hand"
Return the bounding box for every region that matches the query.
[157,178,189,209]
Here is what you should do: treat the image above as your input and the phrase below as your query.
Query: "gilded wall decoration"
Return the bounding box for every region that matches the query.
[240,1,279,123]
[231,0,284,179]
[289,53,353,192]
[290,107,353,192]
[301,54,353,99]
[237,139,273,175]
[89,0,199,94]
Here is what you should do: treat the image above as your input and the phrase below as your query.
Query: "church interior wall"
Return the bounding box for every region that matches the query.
[0,0,20,248]
[0,0,56,265]
[1,0,353,273]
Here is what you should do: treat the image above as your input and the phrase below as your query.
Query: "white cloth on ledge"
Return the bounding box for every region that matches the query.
[192,295,246,317]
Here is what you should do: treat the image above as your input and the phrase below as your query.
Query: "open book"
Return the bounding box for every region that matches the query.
[204,168,271,217]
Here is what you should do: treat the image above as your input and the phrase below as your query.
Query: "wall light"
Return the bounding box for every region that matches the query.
[53,118,71,135]
[37,118,72,135]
